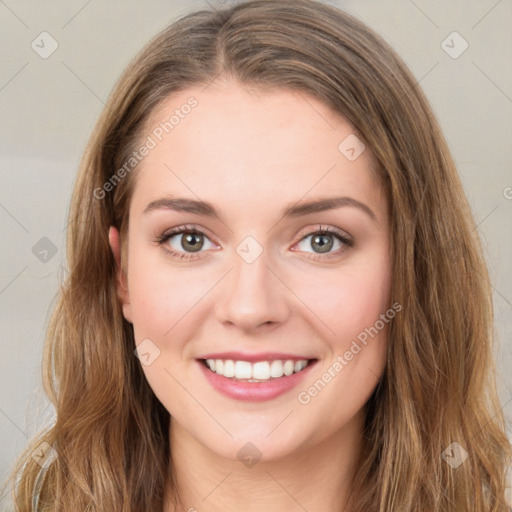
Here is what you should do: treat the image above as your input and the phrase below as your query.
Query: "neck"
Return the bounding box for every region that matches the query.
[163,409,365,512]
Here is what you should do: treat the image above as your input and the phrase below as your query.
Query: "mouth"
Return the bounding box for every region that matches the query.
[198,357,318,382]
[195,351,319,401]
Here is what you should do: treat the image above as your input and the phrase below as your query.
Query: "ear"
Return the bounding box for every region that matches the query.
[108,226,133,323]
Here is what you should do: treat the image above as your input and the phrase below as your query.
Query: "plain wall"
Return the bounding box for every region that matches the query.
[1,0,511,508]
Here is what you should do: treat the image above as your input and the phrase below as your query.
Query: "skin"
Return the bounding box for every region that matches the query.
[109,79,391,512]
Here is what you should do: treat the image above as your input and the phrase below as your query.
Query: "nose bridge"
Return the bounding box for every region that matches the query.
[215,234,289,330]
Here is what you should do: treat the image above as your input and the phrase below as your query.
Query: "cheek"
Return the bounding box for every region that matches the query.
[126,246,202,341]
[292,257,392,349]
[130,282,208,347]
[292,259,391,433]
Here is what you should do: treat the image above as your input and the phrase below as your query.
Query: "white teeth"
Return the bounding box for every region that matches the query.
[294,360,307,372]
[234,361,252,379]
[204,358,311,381]
[252,361,270,380]
[283,360,294,376]
[270,360,284,378]
[223,359,235,377]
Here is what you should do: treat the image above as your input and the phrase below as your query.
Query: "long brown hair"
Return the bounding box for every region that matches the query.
[4,0,511,510]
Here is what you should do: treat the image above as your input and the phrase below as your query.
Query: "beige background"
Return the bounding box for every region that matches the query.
[1,0,511,507]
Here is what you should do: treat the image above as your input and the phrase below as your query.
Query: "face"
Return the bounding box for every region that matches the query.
[110,80,392,462]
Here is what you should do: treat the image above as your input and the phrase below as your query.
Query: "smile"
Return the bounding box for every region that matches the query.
[201,358,313,381]
[197,357,318,402]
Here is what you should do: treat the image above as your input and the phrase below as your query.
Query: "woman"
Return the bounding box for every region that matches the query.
[5,0,511,510]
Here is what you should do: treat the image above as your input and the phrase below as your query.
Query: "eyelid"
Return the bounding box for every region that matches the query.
[295,224,353,244]
[158,223,215,242]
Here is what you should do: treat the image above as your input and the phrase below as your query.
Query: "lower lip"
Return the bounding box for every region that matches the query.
[197,359,317,402]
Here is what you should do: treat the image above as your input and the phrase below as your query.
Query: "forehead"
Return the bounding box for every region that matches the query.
[130,80,385,219]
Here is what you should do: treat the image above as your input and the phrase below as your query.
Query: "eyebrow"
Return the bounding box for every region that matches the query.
[143,196,377,223]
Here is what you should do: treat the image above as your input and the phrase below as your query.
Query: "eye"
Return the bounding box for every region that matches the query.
[292,225,353,260]
[156,224,353,262]
[157,225,217,260]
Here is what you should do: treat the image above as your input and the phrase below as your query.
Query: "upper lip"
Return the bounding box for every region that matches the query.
[197,351,317,363]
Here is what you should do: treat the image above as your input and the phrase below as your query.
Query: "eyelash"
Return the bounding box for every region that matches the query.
[156,224,353,262]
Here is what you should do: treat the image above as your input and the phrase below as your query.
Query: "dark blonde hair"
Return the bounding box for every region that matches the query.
[4,0,511,510]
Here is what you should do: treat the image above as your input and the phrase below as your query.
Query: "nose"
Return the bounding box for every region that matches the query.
[214,244,291,333]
